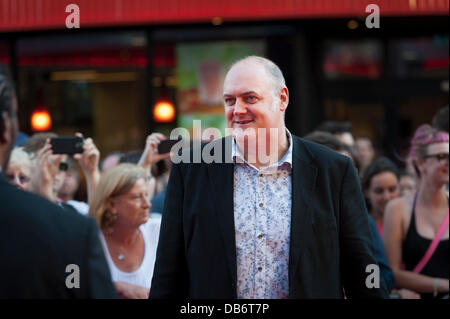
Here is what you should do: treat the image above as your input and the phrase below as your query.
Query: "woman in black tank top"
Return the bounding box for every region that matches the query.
[383,125,449,298]
[402,194,449,299]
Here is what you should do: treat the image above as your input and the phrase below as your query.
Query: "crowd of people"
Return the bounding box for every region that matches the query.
[0,57,448,299]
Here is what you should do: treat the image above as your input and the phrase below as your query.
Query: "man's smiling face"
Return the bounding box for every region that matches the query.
[223,62,284,136]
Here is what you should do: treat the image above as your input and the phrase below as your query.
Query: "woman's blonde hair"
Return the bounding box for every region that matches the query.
[89,163,147,232]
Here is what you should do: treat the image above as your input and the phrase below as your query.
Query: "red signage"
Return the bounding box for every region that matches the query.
[0,0,448,33]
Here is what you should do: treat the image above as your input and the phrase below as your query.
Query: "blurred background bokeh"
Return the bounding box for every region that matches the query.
[0,0,448,165]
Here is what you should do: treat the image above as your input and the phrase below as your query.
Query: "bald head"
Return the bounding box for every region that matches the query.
[227,56,286,96]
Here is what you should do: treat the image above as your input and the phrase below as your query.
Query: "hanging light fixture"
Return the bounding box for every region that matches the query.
[31,88,52,131]
[153,80,175,123]
[153,100,175,122]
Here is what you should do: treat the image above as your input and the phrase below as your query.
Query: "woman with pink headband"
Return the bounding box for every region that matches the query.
[383,124,449,299]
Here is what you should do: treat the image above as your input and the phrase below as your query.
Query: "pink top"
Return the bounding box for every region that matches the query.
[376,221,383,238]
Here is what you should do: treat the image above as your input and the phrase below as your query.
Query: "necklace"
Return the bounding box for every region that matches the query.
[109,230,140,261]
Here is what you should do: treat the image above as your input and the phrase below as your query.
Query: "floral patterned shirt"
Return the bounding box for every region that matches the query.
[232,130,293,299]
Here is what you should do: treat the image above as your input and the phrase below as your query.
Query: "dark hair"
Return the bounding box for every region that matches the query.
[316,121,352,135]
[432,106,449,133]
[361,157,400,192]
[303,131,344,151]
[119,150,142,164]
[399,169,415,179]
[0,64,16,138]
[303,130,357,165]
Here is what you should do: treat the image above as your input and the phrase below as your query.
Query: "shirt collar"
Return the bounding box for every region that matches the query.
[231,128,293,172]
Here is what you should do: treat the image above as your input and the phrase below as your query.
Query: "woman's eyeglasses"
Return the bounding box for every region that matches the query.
[423,153,449,165]
[6,174,30,184]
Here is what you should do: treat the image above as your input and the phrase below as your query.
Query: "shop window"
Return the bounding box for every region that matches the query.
[390,35,449,79]
[0,41,9,65]
[16,32,148,156]
[323,99,386,150]
[323,39,383,79]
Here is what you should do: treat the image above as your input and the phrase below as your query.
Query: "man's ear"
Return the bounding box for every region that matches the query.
[279,87,289,112]
[0,111,12,145]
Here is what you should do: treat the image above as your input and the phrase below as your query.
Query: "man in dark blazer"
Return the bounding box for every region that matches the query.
[150,56,388,299]
[0,64,117,298]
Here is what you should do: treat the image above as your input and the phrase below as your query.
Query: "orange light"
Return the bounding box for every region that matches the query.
[153,101,175,122]
[31,110,52,131]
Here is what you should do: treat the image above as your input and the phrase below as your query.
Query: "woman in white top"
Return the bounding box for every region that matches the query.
[90,163,160,299]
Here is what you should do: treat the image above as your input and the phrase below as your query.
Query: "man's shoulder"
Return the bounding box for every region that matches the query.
[0,180,93,234]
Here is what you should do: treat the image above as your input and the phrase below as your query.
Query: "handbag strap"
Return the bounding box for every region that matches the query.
[412,203,449,273]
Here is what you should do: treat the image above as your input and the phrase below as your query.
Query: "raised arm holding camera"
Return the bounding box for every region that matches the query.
[73,132,102,205]
[29,138,67,203]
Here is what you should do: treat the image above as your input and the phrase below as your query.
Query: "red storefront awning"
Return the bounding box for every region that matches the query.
[0,0,448,33]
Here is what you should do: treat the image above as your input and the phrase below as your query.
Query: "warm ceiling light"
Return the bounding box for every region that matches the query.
[31,110,52,131]
[347,20,359,30]
[153,101,175,122]
[212,17,223,26]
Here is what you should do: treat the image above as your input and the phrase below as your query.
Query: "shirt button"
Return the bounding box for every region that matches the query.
[258,267,263,272]
[259,203,263,208]
[257,234,264,239]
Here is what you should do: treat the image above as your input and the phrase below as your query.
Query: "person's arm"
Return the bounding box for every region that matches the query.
[114,281,149,299]
[383,199,449,294]
[339,158,389,298]
[73,133,101,205]
[138,133,171,173]
[149,162,189,298]
[85,217,118,298]
[29,140,63,202]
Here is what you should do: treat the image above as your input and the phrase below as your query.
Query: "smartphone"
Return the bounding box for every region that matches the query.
[157,139,181,154]
[50,136,84,155]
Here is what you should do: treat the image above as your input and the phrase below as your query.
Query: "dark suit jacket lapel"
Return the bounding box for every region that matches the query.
[0,172,6,184]
[206,137,237,294]
[289,136,318,297]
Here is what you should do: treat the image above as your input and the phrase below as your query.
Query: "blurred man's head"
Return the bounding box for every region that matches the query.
[399,170,417,197]
[316,121,355,148]
[355,137,375,171]
[303,130,356,165]
[0,64,19,172]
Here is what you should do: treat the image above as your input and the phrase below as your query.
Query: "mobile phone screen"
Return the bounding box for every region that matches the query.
[50,137,84,155]
[157,139,180,154]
